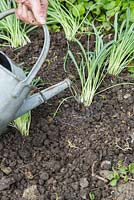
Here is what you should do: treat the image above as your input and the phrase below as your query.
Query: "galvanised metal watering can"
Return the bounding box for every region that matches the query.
[0,9,71,134]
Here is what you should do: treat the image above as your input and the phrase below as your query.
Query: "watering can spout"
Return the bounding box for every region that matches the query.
[14,79,71,119]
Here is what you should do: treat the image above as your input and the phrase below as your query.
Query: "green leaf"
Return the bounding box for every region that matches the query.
[85,1,94,10]
[11,111,31,136]
[128,66,134,73]
[72,3,85,17]
[92,7,101,16]
[113,169,120,180]
[130,1,134,9]
[130,8,134,22]
[104,2,116,10]
[124,175,129,183]
[89,192,95,200]
[97,14,106,22]
[50,24,60,32]
[128,163,134,174]
[106,9,116,18]
[108,173,115,181]
[122,2,128,10]
[102,21,111,31]
[109,169,120,181]
[119,166,128,175]
[110,179,118,187]
[114,6,120,13]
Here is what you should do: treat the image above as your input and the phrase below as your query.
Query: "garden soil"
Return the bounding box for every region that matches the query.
[0,28,134,200]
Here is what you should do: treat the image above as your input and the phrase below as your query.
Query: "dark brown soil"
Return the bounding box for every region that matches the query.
[0,28,134,200]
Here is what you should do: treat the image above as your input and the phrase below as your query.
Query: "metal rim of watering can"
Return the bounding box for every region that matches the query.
[0,9,50,97]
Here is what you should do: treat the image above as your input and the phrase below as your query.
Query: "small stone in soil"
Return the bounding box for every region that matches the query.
[99,170,112,179]
[71,181,79,190]
[80,189,88,199]
[0,177,16,191]
[19,147,32,160]
[0,164,12,175]
[22,185,40,200]
[80,177,89,188]
[100,160,111,170]
[40,171,49,181]
[123,93,131,99]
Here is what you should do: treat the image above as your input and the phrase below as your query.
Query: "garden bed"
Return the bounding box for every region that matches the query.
[0,28,134,200]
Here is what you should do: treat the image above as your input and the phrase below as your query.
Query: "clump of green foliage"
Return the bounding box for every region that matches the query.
[107,9,134,76]
[47,0,94,40]
[10,75,45,136]
[109,161,134,187]
[47,0,80,40]
[0,0,34,48]
[64,24,113,107]
[47,0,134,32]
[90,0,134,30]
[11,111,31,136]
[64,7,134,107]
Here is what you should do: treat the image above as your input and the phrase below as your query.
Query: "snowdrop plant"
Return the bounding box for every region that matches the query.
[107,9,134,76]
[0,0,34,48]
[65,24,113,106]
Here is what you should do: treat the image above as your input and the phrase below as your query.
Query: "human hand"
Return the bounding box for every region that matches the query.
[16,0,48,25]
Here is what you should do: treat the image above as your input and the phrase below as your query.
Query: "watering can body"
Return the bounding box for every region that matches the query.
[0,53,28,132]
[0,9,71,134]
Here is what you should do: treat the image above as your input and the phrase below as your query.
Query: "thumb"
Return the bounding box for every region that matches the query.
[30,0,48,24]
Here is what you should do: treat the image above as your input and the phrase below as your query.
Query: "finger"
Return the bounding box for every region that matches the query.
[16,4,29,24]
[21,4,28,22]
[21,6,39,25]
[16,3,39,25]
[30,0,48,24]
[27,10,40,25]
[21,0,31,9]
[16,3,23,20]
[16,0,31,10]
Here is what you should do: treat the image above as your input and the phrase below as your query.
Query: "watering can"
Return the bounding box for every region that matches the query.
[0,9,71,134]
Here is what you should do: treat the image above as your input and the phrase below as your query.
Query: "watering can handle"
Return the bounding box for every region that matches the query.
[0,9,50,97]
